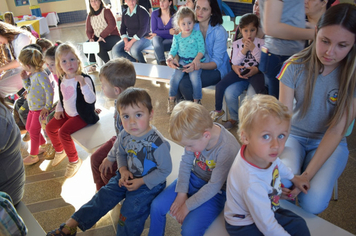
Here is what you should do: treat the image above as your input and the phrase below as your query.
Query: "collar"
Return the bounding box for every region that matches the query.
[125,5,138,17]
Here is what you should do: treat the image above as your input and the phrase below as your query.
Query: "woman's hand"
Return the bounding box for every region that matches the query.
[182,63,195,73]
[124,40,135,52]
[291,174,310,195]
[89,38,95,42]
[97,37,106,43]
[166,57,179,69]
[54,111,64,120]
[20,70,29,80]
[192,59,201,70]
[169,28,179,35]
[146,33,156,40]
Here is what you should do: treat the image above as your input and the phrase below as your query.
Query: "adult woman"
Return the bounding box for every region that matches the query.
[86,0,121,63]
[0,96,25,206]
[150,0,176,65]
[167,0,230,101]
[0,22,34,97]
[258,0,315,98]
[279,4,356,214]
[305,0,336,25]
[112,0,151,63]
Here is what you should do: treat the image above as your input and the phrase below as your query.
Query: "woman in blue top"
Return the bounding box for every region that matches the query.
[167,0,230,101]
[150,0,177,65]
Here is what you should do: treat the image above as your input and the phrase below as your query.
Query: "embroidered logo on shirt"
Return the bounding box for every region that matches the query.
[327,89,338,105]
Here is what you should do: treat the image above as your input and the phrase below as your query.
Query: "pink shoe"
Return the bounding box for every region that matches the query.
[23,155,39,165]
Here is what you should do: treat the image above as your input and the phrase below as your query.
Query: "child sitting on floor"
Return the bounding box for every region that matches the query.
[224,94,310,236]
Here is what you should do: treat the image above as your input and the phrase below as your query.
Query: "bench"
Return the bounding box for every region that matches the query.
[16,201,46,236]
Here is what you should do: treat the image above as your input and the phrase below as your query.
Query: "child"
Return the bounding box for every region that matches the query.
[224,94,310,236]
[166,7,205,113]
[91,58,136,191]
[45,43,99,178]
[211,13,265,124]
[18,47,54,165]
[149,101,240,235]
[47,87,172,236]
[4,12,16,26]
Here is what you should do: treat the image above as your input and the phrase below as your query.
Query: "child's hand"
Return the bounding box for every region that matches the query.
[99,158,115,176]
[242,66,259,78]
[54,111,64,120]
[232,65,247,79]
[167,57,179,69]
[175,204,189,224]
[95,108,102,115]
[125,178,144,191]
[118,167,133,187]
[291,173,310,194]
[243,39,256,52]
[75,75,85,86]
[40,108,49,118]
[20,70,29,80]
[170,193,188,216]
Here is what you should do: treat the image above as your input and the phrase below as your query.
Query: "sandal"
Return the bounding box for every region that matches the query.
[46,223,77,236]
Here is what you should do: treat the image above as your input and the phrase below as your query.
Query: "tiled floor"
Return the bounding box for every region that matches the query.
[21,23,356,235]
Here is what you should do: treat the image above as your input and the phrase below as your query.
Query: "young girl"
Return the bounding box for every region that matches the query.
[18,47,54,165]
[210,13,265,123]
[278,3,356,214]
[166,6,205,113]
[46,43,99,178]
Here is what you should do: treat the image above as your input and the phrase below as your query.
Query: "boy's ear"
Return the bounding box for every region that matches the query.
[114,87,122,96]
[240,130,249,145]
[149,109,154,121]
[203,130,211,139]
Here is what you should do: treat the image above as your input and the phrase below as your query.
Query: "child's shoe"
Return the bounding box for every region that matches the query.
[46,223,77,236]
[23,155,39,165]
[210,110,225,122]
[65,159,82,178]
[167,98,176,114]
[44,145,56,160]
[51,151,67,166]
[23,131,31,142]
[38,144,47,154]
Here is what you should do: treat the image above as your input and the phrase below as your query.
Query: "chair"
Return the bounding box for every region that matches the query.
[235,15,242,25]
[82,42,100,72]
[222,15,231,23]
[222,20,235,44]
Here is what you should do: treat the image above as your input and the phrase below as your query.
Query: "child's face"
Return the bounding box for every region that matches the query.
[242,114,290,169]
[100,76,120,99]
[179,16,194,36]
[179,134,209,153]
[45,57,56,74]
[59,51,79,78]
[120,103,153,137]
[241,23,257,42]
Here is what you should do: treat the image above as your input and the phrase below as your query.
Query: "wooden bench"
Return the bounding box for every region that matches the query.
[16,201,46,236]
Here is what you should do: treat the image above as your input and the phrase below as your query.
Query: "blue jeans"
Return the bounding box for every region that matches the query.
[149,172,226,236]
[170,60,202,100]
[225,208,310,236]
[71,171,165,236]
[259,51,290,99]
[152,36,172,63]
[112,37,151,63]
[224,80,249,121]
[280,134,349,214]
[177,69,221,101]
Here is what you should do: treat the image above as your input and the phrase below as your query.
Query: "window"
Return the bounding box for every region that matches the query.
[15,0,29,6]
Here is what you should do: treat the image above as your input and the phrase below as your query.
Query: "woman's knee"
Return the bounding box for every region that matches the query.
[152,36,162,47]
[298,192,330,214]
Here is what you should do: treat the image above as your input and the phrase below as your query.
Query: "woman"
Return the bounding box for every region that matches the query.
[167,0,230,101]
[279,3,356,214]
[0,22,34,97]
[305,0,336,25]
[0,95,25,206]
[86,0,121,64]
[112,0,151,63]
[150,0,176,65]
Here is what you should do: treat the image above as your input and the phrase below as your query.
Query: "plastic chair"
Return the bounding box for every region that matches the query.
[222,15,231,23]
[82,42,100,72]
[222,20,235,43]
[235,16,242,25]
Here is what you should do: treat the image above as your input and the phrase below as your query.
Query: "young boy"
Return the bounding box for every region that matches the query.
[149,101,240,235]
[91,58,136,191]
[47,88,173,236]
[224,94,310,236]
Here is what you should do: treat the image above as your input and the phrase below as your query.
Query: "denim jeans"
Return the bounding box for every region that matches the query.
[112,37,151,63]
[170,60,202,100]
[149,172,226,236]
[224,80,249,121]
[152,36,172,63]
[72,171,166,236]
[259,51,290,99]
[280,134,349,214]
[225,208,310,236]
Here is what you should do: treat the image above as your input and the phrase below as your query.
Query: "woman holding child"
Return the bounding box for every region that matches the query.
[167,0,230,101]
[278,3,356,214]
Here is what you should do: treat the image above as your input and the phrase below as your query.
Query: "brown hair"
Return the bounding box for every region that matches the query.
[36,38,53,52]
[18,47,44,72]
[4,12,16,26]
[116,87,152,113]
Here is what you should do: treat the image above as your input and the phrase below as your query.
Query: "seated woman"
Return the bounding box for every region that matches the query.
[112,0,151,63]
[305,0,336,26]
[0,22,34,98]
[86,0,121,65]
[167,0,230,101]
[150,0,176,65]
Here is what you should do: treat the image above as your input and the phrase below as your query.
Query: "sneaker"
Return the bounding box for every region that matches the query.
[167,98,176,114]
[223,119,238,130]
[51,151,67,166]
[46,223,77,236]
[23,155,39,165]
[43,144,56,160]
[23,131,31,142]
[65,159,82,178]
[210,110,225,122]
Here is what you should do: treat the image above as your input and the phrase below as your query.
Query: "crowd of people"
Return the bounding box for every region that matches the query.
[0,0,355,236]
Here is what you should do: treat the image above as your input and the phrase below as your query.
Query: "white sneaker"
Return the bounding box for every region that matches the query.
[51,151,67,166]
[65,159,82,178]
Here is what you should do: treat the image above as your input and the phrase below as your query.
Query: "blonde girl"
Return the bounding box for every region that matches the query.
[18,47,54,165]
[278,3,356,214]
[45,43,99,178]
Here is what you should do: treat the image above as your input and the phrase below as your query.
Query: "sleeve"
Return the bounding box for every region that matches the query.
[85,16,94,40]
[108,131,128,167]
[244,184,291,236]
[277,159,294,180]
[169,34,179,57]
[195,30,205,55]
[13,34,32,59]
[175,149,195,194]
[80,76,96,104]
[276,60,296,89]
[100,9,118,38]
[231,39,245,65]
[22,78,31,91]
[40,74,54,110]
[55,99,63,112]
[250,38,264,64]
[143,141,173,189]
[120,11,128,38]
[134,7,150,39]
[208,25,228,69]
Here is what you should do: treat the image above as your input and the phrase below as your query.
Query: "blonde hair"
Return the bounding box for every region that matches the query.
[238,95,291,142]
[99,58,136,90]
[55,43,83,78]
[173,6,196,31]
[169,101,213,141]
[18,47,44,72]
